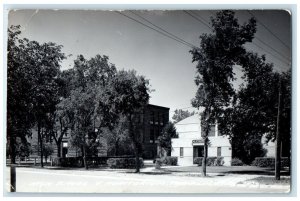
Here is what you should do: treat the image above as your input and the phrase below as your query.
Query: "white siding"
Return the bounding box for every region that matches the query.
[171,115,232,166]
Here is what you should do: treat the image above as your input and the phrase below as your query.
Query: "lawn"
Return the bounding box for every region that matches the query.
[244,176,290,185]
[160,165,290,176]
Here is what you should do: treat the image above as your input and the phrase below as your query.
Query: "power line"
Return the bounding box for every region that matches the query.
[183,10,212,30]
[129,11,197,49]
[195,10,290,71]
[251,41,290,70]
[115,11,195,49]
[190,11,212,29]
[254,36,290,63]
[247,11,290,50]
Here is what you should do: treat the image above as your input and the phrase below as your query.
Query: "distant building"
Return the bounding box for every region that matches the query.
[142,104,170,159]
[29,104,170,160]
[171,114,232,166]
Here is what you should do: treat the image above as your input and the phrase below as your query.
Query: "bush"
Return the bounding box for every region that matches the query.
[193,157,224,166]
[194,157,203,165]
[52,157,83,167]
[107,157,144,169]
[231,158,244,166]
[252,157,290,168]
[214,157,225,166]
[162,156,178,166]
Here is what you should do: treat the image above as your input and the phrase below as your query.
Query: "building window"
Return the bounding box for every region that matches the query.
[63,142,68,148]
[217,147,221,157]
[150,111,154,124]
[180,147,184,157]
[150,129,154,143]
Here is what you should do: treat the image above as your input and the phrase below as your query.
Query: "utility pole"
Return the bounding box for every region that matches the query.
[275,78,282,180]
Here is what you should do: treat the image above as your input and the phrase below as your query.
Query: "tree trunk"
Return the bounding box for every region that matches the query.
[10,135,16,164]
[56,140,62,157]
[133,142,140,173]
[38,123,44,168]
[83,146,88,170]
[129,117,140,173]
[115,140,119,156]
[202,136,208,177]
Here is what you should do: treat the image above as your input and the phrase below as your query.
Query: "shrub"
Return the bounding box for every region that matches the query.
[193,157,224,166]
[207,157,217,166]
[52,157,83,167]
[107,157,144,169]
[231,158,244,166]
[194,157,203,165]
[162,156,178,166]
[252,157,290,168]
[155,158,163,169]
[214,157,224,166]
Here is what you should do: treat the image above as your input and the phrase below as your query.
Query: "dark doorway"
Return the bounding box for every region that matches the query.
[62,141,68,158]
[62,147,68,158]
[193,146,204,164]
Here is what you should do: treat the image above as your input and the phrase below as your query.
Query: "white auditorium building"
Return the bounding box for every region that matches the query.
[171,114,232,166]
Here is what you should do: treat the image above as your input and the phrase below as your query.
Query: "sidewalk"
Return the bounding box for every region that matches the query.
[140,165,291,192]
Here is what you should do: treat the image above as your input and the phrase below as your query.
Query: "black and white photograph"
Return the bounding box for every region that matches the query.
[5,7,293,194]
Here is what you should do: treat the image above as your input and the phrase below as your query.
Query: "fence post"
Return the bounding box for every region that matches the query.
[18,157,21,165]
[51,157,53,166]
[25,156,27,163]
[34,157,36,166]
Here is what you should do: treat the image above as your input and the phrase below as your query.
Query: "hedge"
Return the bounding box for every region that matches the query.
[107,157,144,169]
[52,156,135,168]
[231,158,244,166]
[193,157,224,166]
[52,157,83,167]
[251,157,290,167]
[162,156,178,166]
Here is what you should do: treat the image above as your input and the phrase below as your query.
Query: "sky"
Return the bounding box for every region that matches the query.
[7,9,292,119]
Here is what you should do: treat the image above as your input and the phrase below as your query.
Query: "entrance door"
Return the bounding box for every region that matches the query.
[62,147,68,158]
[193,146,204,164]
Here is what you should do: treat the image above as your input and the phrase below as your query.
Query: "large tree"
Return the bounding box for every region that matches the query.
[190,10,256,176]
[7,25,35,164]
[60,54,117,169]
[110,70,150,173]
[219,52,291,165]
[7,25,65,167]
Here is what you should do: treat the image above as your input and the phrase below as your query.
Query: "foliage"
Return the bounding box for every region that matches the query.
[52,156,111,167]
[60,54,118,169]
[157,122,178,157]
[231,158,244,166]
[107,157,144,169]
[162,156,178,166]
[52,157,83,167]
[103,115,134,156]
[15,137,32,158]
[108,70,150,172]
[43,143,54,159]
[7,25,65,165]
[193,157,203,165]
[193,157,224,166]
[190,10,256,176]
[251,157,290,168]
[219,53,291,164]
[172,109,196,123]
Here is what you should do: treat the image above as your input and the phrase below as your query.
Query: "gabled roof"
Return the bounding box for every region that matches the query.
[175,114,200,126]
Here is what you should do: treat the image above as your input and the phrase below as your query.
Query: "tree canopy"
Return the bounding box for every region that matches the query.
[190,10,257,175]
